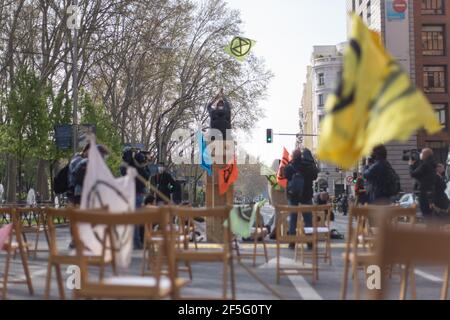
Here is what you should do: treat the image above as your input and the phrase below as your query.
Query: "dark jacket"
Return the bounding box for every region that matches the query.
[434,174,449,210]
[120,164,150,195]
[284,155,318,202]
[410,158,437,195]
[364,159,394,202]
[150,171,176,202]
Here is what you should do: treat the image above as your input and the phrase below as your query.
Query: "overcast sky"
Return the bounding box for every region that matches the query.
[224,0,347,165]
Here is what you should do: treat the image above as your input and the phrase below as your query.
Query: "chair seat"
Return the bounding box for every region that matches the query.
[68,250,113,263]
[342,252,375,264]
[103,276,172,288]
[304,227,330,234]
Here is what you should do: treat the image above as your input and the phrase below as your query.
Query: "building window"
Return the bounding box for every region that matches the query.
[318,73,325,86]
[318,94,324,107]
[434,103,448,130]
[318,114,325,124]
[421,0,445,15]
[422,25,445,56]
[423,66,447,93]
[367,1,372,25]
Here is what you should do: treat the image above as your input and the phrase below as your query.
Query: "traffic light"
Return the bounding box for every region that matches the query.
[266,129,273,143]
[353,172,358,184]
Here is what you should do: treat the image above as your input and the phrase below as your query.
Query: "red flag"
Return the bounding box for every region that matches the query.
[219,157,239,195]
[0,223,12,251]
[276,147,291,188]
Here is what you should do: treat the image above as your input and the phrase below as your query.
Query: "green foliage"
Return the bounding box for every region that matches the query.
[0,67,51,159]
[79,91,122,174]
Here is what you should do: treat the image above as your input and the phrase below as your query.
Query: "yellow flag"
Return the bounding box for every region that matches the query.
[317,15,441,169]
[224,36,256,62]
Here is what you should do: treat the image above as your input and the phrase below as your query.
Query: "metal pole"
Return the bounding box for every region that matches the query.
[72,0,79,155]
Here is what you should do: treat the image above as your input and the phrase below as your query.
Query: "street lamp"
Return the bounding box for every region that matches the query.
[67,1,80,154]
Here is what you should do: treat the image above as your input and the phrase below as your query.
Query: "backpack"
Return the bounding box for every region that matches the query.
[287,172,305,198]
[53,164,70,194]
[382,163,401,197]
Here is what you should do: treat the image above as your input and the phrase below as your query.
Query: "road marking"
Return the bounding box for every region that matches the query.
[288,275,323,300]
[414,269,442,282]
[258,257,312,269]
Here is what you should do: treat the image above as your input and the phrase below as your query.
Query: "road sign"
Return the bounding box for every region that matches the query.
[54,125,73,150]
[346,176,353,184]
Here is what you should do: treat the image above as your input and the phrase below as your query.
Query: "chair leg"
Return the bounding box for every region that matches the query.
[353,262,360,300]
[18,235,34,295]
[340,255,349,300]
[223,258,228,300]
[44,262,53,299]
[1,249,12,299]
[34,226,41,260]
[262,239,269,263]
[399,264,409,300]
[55,264,66,300]
[410,266,417,300]
[276,242,280,285]
[441,265,449,300]
[252,235,258,267]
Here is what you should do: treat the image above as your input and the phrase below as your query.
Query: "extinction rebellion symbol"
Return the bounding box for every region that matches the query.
[230,37,253,58]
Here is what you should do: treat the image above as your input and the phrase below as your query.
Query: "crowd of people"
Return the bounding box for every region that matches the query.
[266,144,450,248]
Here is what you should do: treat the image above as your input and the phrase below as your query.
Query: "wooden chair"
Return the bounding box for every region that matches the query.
[141,207,193,281]
[295,204,333,266]
[275,205,325,284]
[234,204,269,267]
[168,206,236,300]
[0,207,34,299]
[44,207,117,299]
[15,207,50,260]
[371,218,450,300]
[341,205,417,300]
[70,207,188,299]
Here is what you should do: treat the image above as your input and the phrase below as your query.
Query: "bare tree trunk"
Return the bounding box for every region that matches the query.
[6,154,17,203]
[36,159,49,201]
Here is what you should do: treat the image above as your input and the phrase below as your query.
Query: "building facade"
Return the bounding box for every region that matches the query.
[346,0,427,193]
[300,44,353,195]
[413,0,450,164]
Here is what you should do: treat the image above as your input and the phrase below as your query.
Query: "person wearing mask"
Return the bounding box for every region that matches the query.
[284,148,319,249]
[410,148,437,220]
[364,145,399,205]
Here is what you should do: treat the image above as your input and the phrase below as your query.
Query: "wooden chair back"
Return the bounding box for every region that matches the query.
[70,207,175,299]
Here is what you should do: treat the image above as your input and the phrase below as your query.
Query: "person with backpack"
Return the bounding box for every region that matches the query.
[364,145,400,205]
[284,148,319,249]
[431,163,450,220]
[410,148,437,220]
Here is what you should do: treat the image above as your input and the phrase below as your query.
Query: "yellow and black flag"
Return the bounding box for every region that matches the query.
[224,36,256,62]
[317,15,441,169]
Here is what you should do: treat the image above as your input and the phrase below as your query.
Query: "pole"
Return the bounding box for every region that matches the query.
[72,0,79,155]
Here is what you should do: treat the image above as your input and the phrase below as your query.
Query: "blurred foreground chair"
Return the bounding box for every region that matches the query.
[168,206,235,300]
[234,204,269,267]
[371,217,450,300]
[341,206,417,300]
[294,205,333,266]
[70,207,188,299]
[0,207,34,299]
[44,208,116,299]
[16,207,49,259]
[275,205,326,284]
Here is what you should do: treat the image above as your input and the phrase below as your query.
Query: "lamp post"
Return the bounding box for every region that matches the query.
[68,1,80,155]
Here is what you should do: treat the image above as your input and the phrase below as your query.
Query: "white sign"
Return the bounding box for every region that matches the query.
[67,5,81,30]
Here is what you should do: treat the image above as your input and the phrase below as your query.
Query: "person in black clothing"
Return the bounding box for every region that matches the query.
[433,163,449,219]
[363,145,396,205]
[120,147,151,249]
[284,148,319,248]
[410,148,437,220]
[150,163,176,204]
